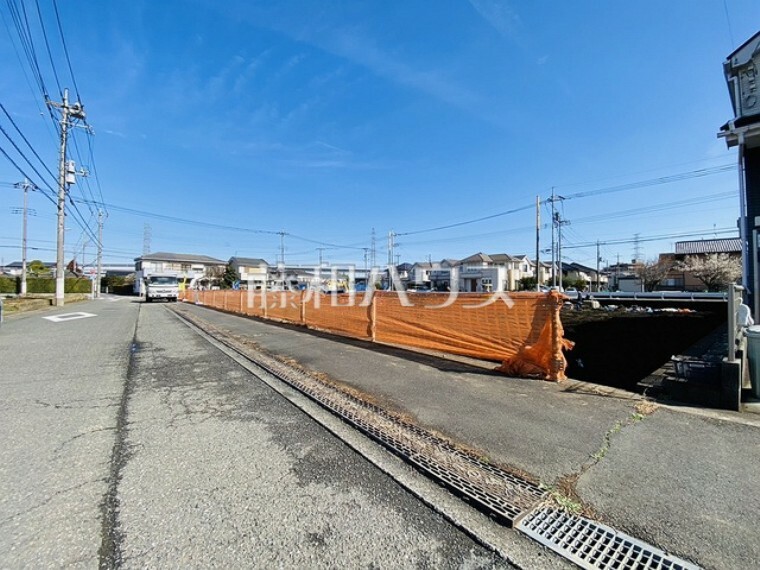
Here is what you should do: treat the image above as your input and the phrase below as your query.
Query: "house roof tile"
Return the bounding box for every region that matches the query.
[675,238,741,255]
[136,252,226,264]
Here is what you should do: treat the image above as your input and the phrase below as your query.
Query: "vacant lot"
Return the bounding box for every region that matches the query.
[562,308,726,391]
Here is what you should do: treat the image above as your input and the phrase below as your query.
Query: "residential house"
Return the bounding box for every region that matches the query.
[456,252,544,292]
[429,259,460,291]
[530,260,554,287]
[229,257,269,290]
[563,262,608,291]
[2,260,56,276]
[458,253,502,292]
[659,238,742,291]
[134,252,227,292]
[409,261,443,287]
[606,260,641,291]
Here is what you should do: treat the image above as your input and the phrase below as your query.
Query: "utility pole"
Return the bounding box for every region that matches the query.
[370,227,376,267]
[535,195,541,291]
[13,179,35,296]
[278,231,286,284]
[557,212,563,289]
[548,190,568,291]
[556,213,569,291]
[387,230,395,291]
[48,88,85,306]
[279,231,286,266]
[96,209,104,298]
[596,240,601,292]
[82,240,89,272]
[317,247,325,286]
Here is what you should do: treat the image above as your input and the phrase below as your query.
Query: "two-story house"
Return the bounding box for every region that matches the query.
[134,252,226,292]
[229,257,269,290]
[456,252,541,292]
[563,262,608,291]
[429,259,460,291]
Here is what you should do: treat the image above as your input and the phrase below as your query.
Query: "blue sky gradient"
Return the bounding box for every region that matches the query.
[1,1,758,269]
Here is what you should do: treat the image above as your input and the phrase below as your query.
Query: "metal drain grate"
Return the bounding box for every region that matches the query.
[516,507,701,570]
[259,352,544,523]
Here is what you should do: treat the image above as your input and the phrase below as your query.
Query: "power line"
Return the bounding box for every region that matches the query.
[399,190,737,248]
[81,200,363,250]
[33,0,62,98]
[396,163,736,237]
[81,200,283,235]
[562,227,737,250]
[286,232,366,250]
[397,204,534,237]
[0,141,56,206]
[0,102,58,184]
[561,164,735,201]
[51,0,80,101]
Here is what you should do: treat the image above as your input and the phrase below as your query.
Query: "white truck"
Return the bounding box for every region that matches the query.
[144,274,179,303]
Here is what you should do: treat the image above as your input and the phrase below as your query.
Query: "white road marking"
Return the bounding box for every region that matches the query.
[43,312,97,322]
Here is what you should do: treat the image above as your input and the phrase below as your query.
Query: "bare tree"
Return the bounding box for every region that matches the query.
[635,258,673,292]
[676,253,741,292]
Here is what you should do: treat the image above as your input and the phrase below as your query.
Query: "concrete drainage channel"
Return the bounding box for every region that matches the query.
[171,306,700,570]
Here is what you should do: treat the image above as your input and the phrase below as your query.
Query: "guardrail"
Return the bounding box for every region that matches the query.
[589,291,728,302]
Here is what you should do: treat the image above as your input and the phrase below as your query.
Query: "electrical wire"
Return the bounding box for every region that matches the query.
[33,0,62,98]
[51,0,80,102]
[562,227,737,250]
[0,135,57,202]
[0,102,58,185]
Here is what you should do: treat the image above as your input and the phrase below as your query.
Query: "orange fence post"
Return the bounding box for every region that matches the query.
[369,291,377,342]
[300,290,306,324]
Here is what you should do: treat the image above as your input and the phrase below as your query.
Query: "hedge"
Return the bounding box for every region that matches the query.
[0,276,15,294]
[0,277,93,294]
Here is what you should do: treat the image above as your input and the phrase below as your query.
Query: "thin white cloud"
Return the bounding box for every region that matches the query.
[468,0,522,39]
[326,29,479,111]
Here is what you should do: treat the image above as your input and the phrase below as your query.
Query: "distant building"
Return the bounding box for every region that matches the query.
[562,262,608,291]
[429,259,460,291]
[1,260,56,276]
[659,238,742,291]
[134,252,226,292]
[229,257,269,290]
[456,252,542,292]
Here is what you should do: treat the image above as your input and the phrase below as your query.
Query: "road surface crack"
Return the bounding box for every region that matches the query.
[98,305,140,569]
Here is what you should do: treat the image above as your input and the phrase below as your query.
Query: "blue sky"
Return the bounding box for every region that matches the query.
[0,0,758,270]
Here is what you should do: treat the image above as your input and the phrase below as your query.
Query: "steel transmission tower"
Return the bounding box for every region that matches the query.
[143,223,152,255]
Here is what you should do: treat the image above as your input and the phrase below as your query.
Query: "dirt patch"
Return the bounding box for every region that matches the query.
[562,308,726,391]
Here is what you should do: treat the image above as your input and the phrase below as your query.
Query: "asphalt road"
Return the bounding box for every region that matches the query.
[0,297,137,568]
[172,301,760,570]
[0,298,520,568]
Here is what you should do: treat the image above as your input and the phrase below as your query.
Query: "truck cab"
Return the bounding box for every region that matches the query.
[145,274,179,303]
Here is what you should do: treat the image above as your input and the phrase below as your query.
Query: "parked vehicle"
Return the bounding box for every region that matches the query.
[145,274,179,303]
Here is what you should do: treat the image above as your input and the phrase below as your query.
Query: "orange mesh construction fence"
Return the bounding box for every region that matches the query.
[303,293,373,339]
[178,289,573,380]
